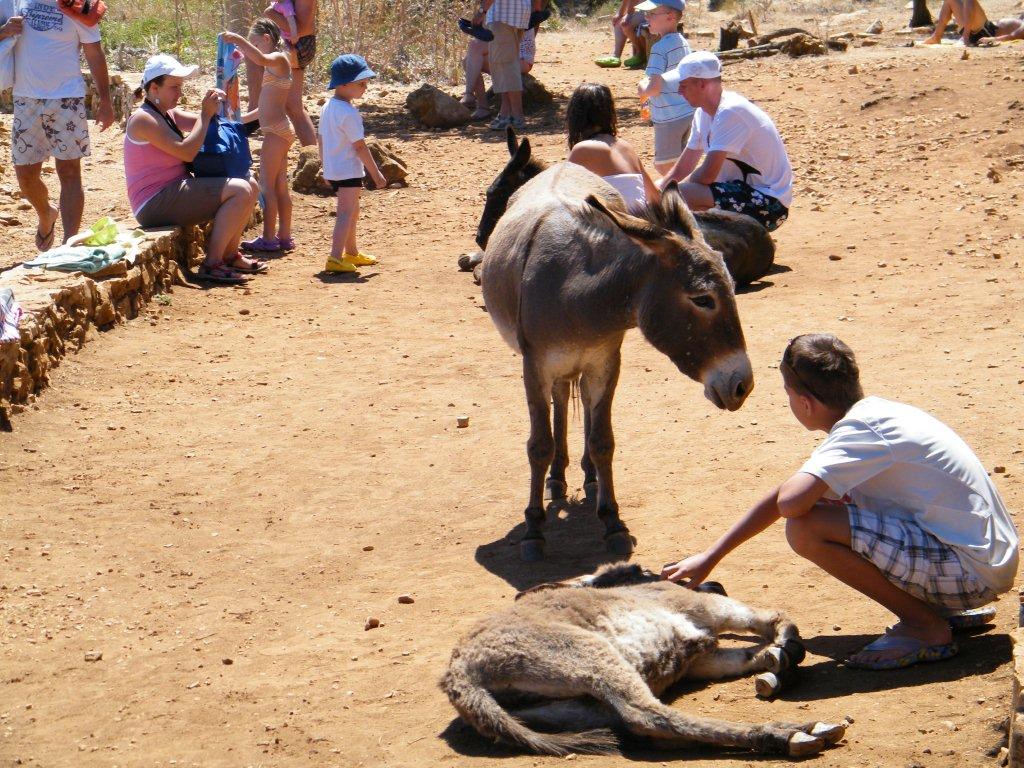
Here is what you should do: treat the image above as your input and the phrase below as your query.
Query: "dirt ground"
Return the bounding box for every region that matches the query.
[2,4,1024,765]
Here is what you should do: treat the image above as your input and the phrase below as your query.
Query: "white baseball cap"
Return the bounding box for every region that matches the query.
[142,54,198,88]
[661,50,722,90]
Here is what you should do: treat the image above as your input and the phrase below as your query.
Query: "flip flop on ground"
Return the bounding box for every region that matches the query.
[845,633,958,671]
[196,263,250,284]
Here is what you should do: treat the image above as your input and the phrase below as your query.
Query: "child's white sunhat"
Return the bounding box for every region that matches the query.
[660,50,721,90]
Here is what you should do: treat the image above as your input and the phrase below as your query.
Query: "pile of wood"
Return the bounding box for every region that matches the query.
[719,26,848,61]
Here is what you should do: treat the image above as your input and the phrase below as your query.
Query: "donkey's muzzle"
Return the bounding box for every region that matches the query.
[703,351,754,412]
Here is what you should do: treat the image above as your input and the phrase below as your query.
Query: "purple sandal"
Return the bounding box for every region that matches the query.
[241,236,282,252]
[279,236,296,251]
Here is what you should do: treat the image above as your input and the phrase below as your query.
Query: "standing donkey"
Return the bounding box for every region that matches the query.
[481,161,753,561]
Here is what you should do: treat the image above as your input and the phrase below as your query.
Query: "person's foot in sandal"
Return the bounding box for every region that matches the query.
[623,54,647,69]
[343,251,377,266]
[226,253,268,274]
[240,236,282,252]
[594,55,621,67]
[470,107,491,121]
[34,205,59,252]
[845,623,956,670]
[197,262,249,284]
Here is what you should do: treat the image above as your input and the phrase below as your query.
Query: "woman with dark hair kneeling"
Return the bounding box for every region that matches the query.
[124,54,262,284]
[566,82,660,215]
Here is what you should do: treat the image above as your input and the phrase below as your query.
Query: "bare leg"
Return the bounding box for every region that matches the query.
[921,0,958,42]
[507,90,524,121]
[206,178,258,266]
[275,167,292,241]
[258,133,290,240]
[331,187,359,260]
[612,21,626,57]
[286,68,317,147]
[54,158,84,241]
[343,187,361,255]
[462,40,487,104]
[785,505,952,664]
[679,181,716,211]
[14,162,59,250]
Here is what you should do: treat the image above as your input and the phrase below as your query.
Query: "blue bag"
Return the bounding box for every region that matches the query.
[189,116,257,179]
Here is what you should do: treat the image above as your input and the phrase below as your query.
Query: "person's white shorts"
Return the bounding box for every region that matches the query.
[848,505,997,611]
[12,97,90,166]
[653,114,692,165]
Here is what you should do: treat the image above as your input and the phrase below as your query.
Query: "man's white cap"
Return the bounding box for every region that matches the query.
[142,54,198,88]
[661,50,722,90]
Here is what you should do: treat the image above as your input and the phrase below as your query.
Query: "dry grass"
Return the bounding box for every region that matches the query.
[104,0,471,84]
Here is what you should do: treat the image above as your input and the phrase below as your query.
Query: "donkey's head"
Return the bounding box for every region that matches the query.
[476,127,549,250]
[586,187,753,412]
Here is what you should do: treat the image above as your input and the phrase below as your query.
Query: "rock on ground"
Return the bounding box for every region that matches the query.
[406,84,472,129]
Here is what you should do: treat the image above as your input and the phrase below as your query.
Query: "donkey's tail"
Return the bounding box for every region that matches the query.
[440,656,618,756]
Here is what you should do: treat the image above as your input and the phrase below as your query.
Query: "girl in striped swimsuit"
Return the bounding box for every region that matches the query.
[222,20,297,253]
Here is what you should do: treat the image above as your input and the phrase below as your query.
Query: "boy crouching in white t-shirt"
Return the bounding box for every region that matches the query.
[318,54,387,273]
[662,333,1019,671]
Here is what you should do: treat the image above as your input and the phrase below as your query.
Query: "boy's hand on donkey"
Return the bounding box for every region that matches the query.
[661,551,716,586]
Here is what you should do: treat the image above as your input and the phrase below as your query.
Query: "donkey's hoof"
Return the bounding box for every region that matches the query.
[755,672,782,699]
[810,722,846,745]
[545,478,568,502]
[787,731,825,758]
[520,538,546,562]
[583,481,599,504]
[604,530,634,557]
[783,638,806,666]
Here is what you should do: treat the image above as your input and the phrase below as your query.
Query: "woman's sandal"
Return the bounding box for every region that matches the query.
[196,263,250,284]
[226,253,269,274]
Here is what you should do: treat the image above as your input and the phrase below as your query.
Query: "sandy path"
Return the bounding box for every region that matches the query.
[1,12,1023,767]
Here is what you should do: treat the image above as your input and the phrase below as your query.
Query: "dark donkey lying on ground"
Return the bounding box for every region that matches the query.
[441,562,847,757]
[482,159,753,561]
[473,129,776,288]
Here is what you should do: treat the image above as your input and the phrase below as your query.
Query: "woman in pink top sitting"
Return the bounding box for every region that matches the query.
[124,54,262,284]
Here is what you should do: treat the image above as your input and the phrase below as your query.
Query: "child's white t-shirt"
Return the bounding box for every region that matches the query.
[800,396,1019,593]
[685,90,793,207]
[644,32,693,124]
[318,97,366,181]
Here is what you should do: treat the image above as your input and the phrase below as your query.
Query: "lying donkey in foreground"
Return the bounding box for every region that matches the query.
[475,129,776,288]
[441,563,846,758]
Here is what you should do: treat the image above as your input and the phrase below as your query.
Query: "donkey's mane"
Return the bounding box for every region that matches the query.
[635,187,701,242]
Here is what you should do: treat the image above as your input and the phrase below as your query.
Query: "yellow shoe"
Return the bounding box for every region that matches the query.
[344,252,378,266]
[326,256,357,273]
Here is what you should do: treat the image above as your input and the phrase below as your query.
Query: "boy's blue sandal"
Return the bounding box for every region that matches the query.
[845,634,958,671]
[945,606,997,631]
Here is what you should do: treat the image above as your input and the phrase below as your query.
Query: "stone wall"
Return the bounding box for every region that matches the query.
[1,72,136,124]
[0,222,210,430]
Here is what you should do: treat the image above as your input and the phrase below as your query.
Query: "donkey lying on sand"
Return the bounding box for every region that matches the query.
[441,563,847,758]
[476,129,776,288]
[482,160,753,560]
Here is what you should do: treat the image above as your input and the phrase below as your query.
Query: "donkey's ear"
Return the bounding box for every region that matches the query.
[660,185,708,247]
[506,125,519,157]
[508,136,532,172]
[586,193,670,246]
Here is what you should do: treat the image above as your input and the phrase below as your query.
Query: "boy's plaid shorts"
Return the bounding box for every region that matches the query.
[848,506,996,611]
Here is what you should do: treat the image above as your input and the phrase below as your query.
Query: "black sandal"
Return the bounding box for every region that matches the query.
[196,263,249,284]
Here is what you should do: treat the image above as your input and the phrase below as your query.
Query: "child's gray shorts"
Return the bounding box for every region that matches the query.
[653,114,693,165]
[848,506,997,611]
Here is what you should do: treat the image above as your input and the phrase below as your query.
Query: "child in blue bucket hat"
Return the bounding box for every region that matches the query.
[318,54,388,273]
